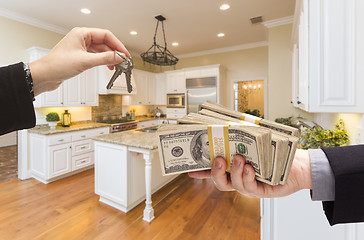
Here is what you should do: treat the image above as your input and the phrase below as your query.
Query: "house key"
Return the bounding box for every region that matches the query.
[106,51,134,93]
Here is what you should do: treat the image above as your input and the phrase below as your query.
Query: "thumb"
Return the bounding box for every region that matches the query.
[85,51,124,68]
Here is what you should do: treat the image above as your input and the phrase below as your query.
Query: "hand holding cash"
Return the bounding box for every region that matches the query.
[189,150,312,198]
[156,100,312,197]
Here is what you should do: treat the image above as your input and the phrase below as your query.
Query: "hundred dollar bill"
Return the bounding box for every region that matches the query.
[157,125,271,179]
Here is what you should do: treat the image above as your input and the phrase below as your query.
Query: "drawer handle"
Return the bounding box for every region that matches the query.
[80,160,86,163]
[80,146,87,149]
[58,139,64,142]
[100,132,104,134]
[81,135,86,138]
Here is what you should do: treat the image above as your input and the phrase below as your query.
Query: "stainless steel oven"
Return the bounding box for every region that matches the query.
[167,93,185,108]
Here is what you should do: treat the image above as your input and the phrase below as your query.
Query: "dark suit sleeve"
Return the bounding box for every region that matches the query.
[322,145,364,225]
[0,62,36,135]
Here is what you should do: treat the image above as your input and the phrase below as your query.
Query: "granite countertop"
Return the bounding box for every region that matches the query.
[93,127,159,150]
[28,122,110,135]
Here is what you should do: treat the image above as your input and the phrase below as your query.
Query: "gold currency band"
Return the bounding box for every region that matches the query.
[207,125,231,172]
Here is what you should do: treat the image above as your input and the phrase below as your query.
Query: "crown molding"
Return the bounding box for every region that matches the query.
[262,16,294,28]
[0,8,69,35]
[176,41,268,59]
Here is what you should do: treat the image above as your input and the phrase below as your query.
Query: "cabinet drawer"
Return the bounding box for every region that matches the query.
[90,127,110,136]
[72,130,92,142]
[72,152,94,171]
[72,139,93,156]
[48,134,72,146]
[166,108,186,115]
[167,113,186,119]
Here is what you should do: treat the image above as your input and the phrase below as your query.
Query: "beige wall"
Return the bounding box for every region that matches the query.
[175,47,268,109]
[0,17,64,64]
[267,24,313,121]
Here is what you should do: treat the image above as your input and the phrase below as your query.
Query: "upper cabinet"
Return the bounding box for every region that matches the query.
[155,73,167,105]
[292,0,364,113]
[97,65,137,95]
[28,47,99,108]
[165,71,186,93]
[122,69,158,105]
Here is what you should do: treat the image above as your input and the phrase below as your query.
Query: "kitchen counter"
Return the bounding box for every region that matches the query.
[28,122,110,135]
[93,125,177,222]
[92,128,158,150]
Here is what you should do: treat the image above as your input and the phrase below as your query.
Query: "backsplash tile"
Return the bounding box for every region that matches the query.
[91,95,123,120]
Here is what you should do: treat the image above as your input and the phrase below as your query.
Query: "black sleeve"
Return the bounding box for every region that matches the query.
[321,145,364,225]
[0,62,36,135]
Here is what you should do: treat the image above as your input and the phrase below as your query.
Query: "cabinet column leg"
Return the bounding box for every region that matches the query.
[143,152,154,222]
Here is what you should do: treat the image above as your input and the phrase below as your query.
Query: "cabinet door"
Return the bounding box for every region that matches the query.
[155,73,167,105]
[147,75,156,105]
[81,68,98,106]
[200,68,218,78]
[166,72,186,93]
[132,70,148,105]
[40,84,64,107]
[185,70,200,79]
[64,75,81,106]
[49,143,72,178]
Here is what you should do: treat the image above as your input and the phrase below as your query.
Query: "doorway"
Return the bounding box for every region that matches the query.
[233,80,265,118]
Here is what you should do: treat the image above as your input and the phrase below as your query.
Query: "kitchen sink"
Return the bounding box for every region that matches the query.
[136,126,160,133]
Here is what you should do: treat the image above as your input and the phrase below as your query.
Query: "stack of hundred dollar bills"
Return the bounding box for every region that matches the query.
[157,101,300,186]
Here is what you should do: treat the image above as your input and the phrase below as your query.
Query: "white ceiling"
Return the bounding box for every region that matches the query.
[0,0,295,57]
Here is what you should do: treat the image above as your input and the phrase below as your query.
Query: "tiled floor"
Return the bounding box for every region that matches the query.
[0,145,18,183]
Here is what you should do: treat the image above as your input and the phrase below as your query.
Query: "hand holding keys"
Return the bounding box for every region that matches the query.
[106,51,134,93]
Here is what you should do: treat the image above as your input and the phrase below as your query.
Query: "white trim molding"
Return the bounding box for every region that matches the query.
[262,16,294,28]
[177,41,268,59]
[0,8,69,35]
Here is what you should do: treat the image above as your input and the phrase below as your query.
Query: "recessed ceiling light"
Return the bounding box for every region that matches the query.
[130,31,137,35]
[172,42,179,46]
[217,33,225,37]
[220,4,230,10]
[81,8,91,14]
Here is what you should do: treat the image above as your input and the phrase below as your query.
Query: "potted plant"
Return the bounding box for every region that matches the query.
[298,119,349,149]
[46,112,60,129]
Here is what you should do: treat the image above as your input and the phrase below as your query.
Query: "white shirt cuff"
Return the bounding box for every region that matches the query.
[309,149,335,201]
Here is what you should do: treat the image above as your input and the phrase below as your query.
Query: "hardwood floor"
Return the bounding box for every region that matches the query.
[0,169,260,240]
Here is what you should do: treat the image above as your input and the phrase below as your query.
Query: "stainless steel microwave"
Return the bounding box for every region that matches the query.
[167,93,185,108]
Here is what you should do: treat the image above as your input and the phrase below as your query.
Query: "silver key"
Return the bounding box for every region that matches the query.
[106,51,134,93]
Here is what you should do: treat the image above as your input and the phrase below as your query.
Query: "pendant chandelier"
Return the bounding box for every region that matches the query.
[140,15,178,66]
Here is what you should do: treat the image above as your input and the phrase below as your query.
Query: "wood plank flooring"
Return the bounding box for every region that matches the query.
[0,169,260,240]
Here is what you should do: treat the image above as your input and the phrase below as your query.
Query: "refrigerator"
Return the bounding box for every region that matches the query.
[186,77,217,114]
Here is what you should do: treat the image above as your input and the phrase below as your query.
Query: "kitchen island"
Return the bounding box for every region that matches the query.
[92,127,178,222]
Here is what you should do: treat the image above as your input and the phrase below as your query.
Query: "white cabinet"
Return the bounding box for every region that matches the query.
[64,68,99,106]
[155,73,167,105]
[49,143,72,178]
[94,141,177,213]
[29,127,109,183]
[166,108,186,119]
[122,69,157,105]
[97,65,137,95]
[28,47,99,107]
[80,68,99,106]
[165,71,186,93]
[292,0,364,113]
[185,68,218,79]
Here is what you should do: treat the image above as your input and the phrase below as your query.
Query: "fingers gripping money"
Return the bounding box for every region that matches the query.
[157,101,299,186]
